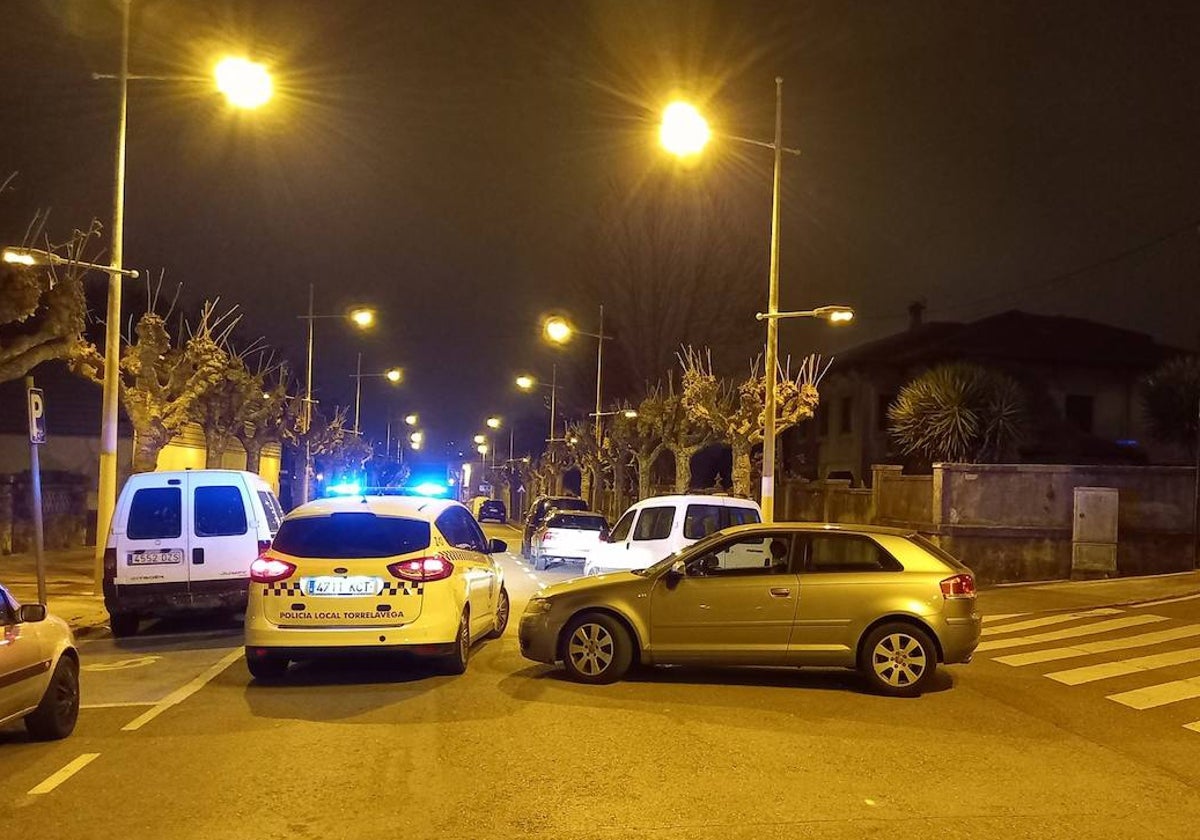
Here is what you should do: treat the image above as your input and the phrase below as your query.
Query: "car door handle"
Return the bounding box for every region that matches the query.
[768,587,791,598]
[192,548,205,565]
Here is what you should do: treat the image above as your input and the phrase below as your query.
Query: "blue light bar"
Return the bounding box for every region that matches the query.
[412,482,448,497]
[327,482,362,496]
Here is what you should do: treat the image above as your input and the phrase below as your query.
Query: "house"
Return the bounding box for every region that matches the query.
[789,306,1183,485]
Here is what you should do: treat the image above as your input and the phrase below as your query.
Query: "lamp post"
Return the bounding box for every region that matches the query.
[661,80,853,523]
[543,309,611,448]
[349,354,402,435]
[516,365,562,442]
[92,0,274,583]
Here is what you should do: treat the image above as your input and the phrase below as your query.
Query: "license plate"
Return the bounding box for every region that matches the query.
[128,549,184,565]
[302,576,383,596]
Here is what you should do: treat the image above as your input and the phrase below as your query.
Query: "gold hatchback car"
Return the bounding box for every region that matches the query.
[519,523,980,696]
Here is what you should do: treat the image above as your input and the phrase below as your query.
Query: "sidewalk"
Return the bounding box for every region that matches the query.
[1,546,109,637]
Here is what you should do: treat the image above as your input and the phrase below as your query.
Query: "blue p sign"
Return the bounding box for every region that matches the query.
[28,387,46,444]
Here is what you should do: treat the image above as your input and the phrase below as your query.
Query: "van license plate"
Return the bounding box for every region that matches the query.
[303,576,383,596]
[128,549,184,565]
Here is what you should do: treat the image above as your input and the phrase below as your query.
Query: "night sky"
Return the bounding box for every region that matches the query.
[3,1,1199,466]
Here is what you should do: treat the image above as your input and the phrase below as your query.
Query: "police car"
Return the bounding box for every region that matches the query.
[244,496,510,680]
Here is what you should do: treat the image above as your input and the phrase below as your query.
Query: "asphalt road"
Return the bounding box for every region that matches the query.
[3,522,1200,839]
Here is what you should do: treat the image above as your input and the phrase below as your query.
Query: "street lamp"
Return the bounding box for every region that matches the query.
[542,309,612,448]
[405,413,419,426]
[473,434,486,445]
[661,80,837,524]
[2,247,139,277]
[516,366,563,441]
[92,0,276,585]
[486,417,501,429]
[755,305,855,324]
[349,354,403,434]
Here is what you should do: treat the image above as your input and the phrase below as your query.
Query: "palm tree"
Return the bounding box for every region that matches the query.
[887,363,1026,464]
[1141,355,1200,456]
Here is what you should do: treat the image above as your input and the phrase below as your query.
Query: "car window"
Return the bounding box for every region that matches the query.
[0,586,15,624]
[684,504,723,539]
[273,513,430,559]
[438,508,488,551]
[194,486,249,537]
[806,535,902,573]
[633,506,674,541]
[127,487,182,540]
[258,491,283,533]
[688,535,793,576]
[727,506,761,526]
[910,534,969,572]
[547,513,607,530]
[609,510,635,542]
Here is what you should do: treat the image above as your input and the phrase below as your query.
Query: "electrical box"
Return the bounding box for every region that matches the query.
[1072,486,1118,578]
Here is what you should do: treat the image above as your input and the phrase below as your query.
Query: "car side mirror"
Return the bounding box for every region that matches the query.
[663,559,686,589]
[488,538,508,554]
[18,603,47,623]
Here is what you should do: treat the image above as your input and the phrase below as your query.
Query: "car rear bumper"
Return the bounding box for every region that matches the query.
[939,612,982,663]
[245,610,461,650]
[246,641,457,661]
[103,579,248,616]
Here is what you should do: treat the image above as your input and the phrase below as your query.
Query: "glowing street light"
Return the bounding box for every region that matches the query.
[660,101,711,157]
[349,354,403,434]
[623,409,638,419]
[385,367,403,383]
[405,413,419,426]
[214,57,273,109]
[755,304,856,324]
[515,375,535,390]
[473,434,486,445]
[349,307,376,328]
[486,416,501,429]
[409,431,424,445]
[477,443,488,455]
[542,316,573,344]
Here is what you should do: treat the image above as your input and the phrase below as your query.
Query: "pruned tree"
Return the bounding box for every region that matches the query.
[658,374,716,492]
[532,441,574,497]
[614,386,670,500]
[1141,355,1200,456]
[308,406,372,479]
[887,363,1027,464]
[0,211,96,383]
[234,358,299,474]
[578,178,764,394]
[73,287,236,472]
[566,420,604,507]
[681,347,829,496]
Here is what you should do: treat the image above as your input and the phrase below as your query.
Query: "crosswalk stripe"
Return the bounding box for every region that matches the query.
[975,615,1167,652]
[1046,647,1200,685]
[980,608,1122,637]
[994,625,1200,667]
[1185,721,1200,734]
[1107,677,1200,710]
[983,613,1028,623]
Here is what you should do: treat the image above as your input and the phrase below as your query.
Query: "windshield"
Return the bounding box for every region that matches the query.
[631,530,733,577]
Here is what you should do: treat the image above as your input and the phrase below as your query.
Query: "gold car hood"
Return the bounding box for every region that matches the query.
[537,571,645,599]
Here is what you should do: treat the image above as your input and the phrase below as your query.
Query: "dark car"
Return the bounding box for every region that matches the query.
[478,499,507,523]
[521,495,589,557]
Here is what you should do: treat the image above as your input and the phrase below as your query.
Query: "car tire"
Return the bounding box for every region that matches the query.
[487,588,510,639]
[24,656,80,741]
[859,622,938,697]
[109,612,140,638]
[561,612,633,685]
[440,609,471,675]
[534,553,548,571]
[246,653,290,682]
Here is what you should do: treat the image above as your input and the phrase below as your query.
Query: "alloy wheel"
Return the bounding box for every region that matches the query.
[567,622,615,677]
[871,632,928,688]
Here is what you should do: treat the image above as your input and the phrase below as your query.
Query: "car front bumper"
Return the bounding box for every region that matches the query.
[518,611,562,664]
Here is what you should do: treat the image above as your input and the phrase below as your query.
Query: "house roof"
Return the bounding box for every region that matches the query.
[832,310,1178,373]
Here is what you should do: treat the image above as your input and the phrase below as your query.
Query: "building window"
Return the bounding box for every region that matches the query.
[877,393,896,432]
[1065,394,1095,434]
[840,396,853,434]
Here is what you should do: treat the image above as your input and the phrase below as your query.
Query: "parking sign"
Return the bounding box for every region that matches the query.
[27,387,46,444]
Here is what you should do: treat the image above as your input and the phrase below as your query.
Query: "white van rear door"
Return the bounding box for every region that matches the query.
[115,477,190,587]
[187,473,258,585]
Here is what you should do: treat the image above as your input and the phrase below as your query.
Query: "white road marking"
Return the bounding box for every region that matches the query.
[1129,593,1200,608]
[28,753,100,795]
[1108,676,1200,710]
[980,608,1122,637]
[121,648,243,732]
[975,615,1167,652]
[982,613,1028,623]
[1185,721,1200,734]
[1046,647,1200,685]
[81,701,156,710]
[994,625,1200,666]
[82,655,162,672]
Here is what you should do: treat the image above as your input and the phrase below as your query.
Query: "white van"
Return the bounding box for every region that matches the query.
[582,494,762,576]
[103,469,284,636]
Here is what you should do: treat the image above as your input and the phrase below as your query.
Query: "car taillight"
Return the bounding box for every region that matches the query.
[103,547,117,580]
[250,555,297,583]
[258,539,272,555]
[940,574,976,599]
[387,556,454,582]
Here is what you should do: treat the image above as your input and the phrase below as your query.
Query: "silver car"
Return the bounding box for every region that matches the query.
[519,523,981,697]
[1,584,80,739]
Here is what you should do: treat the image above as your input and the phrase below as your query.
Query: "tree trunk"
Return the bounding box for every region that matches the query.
[672,447,696,493]
[243,440,264,474]
[589,466,604,511]
[132,429,168,473]
[731,440,752,497]
[580,468,593,507]
[611,460,628,518]
[635,454,653,500]
[205,428,232,469]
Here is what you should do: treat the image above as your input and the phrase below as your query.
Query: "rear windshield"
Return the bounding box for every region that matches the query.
[547,498,589,513]
[547,513,607,531]
[272,513,431,559]
[910,534,970,572]
[127,487,182,540]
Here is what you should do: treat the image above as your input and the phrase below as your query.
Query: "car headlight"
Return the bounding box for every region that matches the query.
[525,597,553,615]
